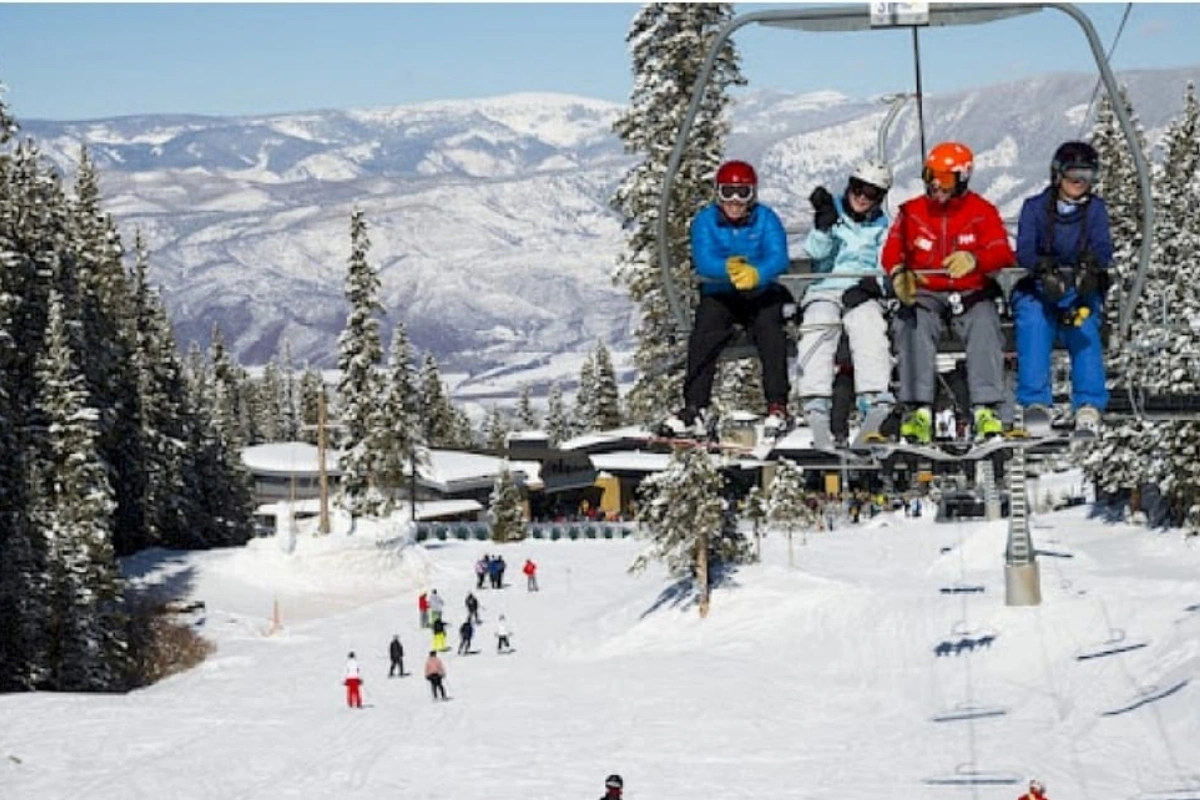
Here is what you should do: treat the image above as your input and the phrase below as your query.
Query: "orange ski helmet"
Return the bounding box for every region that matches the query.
[922,142,974,196]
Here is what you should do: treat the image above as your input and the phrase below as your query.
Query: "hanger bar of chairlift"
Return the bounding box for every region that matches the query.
[656,3,1152,350]
[757,4,1039,33]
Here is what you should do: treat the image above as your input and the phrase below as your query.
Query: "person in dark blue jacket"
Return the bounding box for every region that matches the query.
[660,159,792,438]
[1013,141,1113,435]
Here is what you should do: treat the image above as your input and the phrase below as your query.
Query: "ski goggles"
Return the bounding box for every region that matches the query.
[849,178,886,203]
[922,167,957,191]
[717,183,755,202]
[1061,166,1098,185]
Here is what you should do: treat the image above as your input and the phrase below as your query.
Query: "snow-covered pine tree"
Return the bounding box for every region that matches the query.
[335,208,385,517]
[1082,89,1160,496]
[278,340,300,442]
[484,405,510,451]
[590,340,622,430]
[34,289,129,691]
[629,446,727,616]
[255,360,285,443]
[742,483,767,562]
[516,382,538,430]
[488,463,527,543]
[374,324,420,515]
[545,381,572,447]
[611,3,744,424]
[767,458,816,568]
[574,349,596,432]
[418,353,457,447]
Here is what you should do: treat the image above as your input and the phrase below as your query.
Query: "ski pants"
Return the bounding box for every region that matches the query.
[684,284,792,410]
[795,291,891,398]
[389,657,404,677]
[497,635,511,652]
[432,632,447,651]
[345,678,362,708]
[427,674,446,700]
[1012,289,1107,410]
[893,293,1004,407]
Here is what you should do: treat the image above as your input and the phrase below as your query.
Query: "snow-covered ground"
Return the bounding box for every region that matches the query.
[3,470,1200,799]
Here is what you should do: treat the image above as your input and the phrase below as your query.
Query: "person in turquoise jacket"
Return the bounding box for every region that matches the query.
[660,159,792,439]
[797,161,895,448]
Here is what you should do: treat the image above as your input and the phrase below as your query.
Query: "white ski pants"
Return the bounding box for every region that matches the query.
[795,292,891,398]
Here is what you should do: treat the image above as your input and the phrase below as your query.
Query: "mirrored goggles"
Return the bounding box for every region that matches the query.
[922,167,956,191]
[717,183,755,202]
[849,178,885,203]
[1061,166,1098,185]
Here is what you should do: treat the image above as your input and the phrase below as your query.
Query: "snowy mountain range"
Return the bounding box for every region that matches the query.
[21,67,1200,399]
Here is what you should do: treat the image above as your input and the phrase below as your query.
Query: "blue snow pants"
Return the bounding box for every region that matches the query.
[1012,288,1107,411]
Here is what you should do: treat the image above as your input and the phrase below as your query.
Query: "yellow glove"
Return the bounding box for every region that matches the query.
[943,251,977,279]
[891,268,926,306]
[726,256,759,291]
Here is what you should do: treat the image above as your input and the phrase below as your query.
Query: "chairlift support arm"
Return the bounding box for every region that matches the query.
[656,3,1152,345]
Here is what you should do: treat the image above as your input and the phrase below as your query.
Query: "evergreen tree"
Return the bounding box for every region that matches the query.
[278,340,300,441]
[742,484,767,562]
[545,381,571,447]
[767,459,815,568]
[611,3,744,423]
[484,405,510,451]
[34,289,129,690]
[419,353,458,447]
[590,340,622,430]
[516,382,538,430]
[298,366,325,445]
[630,446,726,616]
[374,324,420,514]
[488,463,527,543]
[335,208,385,516]
[574,350,596,432]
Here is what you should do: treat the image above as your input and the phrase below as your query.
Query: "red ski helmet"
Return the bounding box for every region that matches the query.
[715,160,758,203]
[922,141,974,197]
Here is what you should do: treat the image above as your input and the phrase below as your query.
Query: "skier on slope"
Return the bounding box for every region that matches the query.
[388,634,405,677]
[495,614,513,653]
[1012,140,1112,437]
[424,650,448,701]
[599,773,624,799]
[343,651,363,708]
[1018,778,1048,800]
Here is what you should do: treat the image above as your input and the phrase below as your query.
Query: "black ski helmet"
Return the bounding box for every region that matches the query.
[605,774,624,789]
[1051,141,1100,185]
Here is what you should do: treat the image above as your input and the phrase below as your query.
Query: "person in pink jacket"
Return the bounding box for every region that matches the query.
[424,650,447,701]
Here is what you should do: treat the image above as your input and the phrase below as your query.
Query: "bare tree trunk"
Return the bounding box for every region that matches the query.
[697,529,709,618]
[788,528,795,568]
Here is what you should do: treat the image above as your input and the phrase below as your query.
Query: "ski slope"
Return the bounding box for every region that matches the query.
[3,473,1200,799]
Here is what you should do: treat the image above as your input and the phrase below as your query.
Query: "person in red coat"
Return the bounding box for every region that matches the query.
[881,141,1014,444]
[522,558,539,592]
[418,591,430,628]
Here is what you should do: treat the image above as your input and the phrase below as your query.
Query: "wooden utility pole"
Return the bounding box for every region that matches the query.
[317,390,331,534]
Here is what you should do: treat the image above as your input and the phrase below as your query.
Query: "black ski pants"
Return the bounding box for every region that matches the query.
[428,674,446,700]
[389,656,404,677]
[684,284,792,411]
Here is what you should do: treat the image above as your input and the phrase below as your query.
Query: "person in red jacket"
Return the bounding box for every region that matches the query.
[418,591,430,628]
[522,558,539,592]
[1018,778,1048,800]
[881,141,1014,444]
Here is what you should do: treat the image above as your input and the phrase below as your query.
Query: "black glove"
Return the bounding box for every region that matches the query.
[1034,256,1068,303]
[842,276,882,310]
[1076,261,1105,299]
[809,186,837,232]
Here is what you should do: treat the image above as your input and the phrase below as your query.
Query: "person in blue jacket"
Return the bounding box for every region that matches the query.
[660,159,792,438]
[1012,141,1113,435]
[797,160,895,448]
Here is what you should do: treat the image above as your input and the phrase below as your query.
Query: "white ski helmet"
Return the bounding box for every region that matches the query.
[851,160,893,192]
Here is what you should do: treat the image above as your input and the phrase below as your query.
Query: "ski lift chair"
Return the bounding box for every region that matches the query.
[657,3,1200,422]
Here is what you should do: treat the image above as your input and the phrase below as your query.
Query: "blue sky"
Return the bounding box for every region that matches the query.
[1,3,1197,121]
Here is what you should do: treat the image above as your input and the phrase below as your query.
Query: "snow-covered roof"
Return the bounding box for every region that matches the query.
[420,449,543,493]
[242,442,343,477]
[558,424,651,451]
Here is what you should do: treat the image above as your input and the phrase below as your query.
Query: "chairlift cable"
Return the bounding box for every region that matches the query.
[911,28,927,161]
[1077,3,1134,139]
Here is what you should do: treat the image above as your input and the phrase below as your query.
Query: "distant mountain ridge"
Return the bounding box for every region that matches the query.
[20,68,1200,400]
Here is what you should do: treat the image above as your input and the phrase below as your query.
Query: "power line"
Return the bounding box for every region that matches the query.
[1078,3,1134,139]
